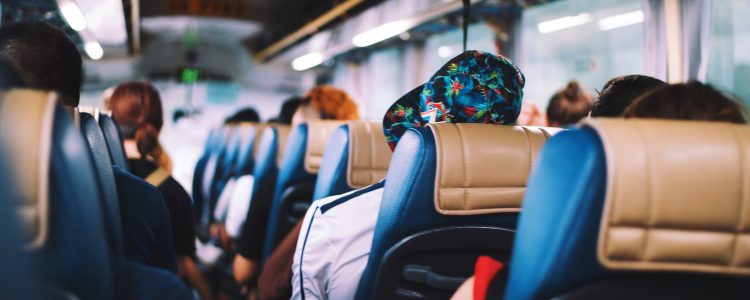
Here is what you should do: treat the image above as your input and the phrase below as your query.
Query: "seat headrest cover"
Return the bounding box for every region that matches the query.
[430,123,560,215]
[585,118,750,275]
[0,89,56,248]
[346,121,392,188]
[304,120,346,173]
[78,106,100,121]
[274,125,291,167]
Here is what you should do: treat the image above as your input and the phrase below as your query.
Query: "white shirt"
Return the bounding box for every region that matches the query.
[291,182,385,300]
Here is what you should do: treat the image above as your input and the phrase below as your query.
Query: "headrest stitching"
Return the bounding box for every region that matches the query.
[456,125,469,210]
[729,126,748,266]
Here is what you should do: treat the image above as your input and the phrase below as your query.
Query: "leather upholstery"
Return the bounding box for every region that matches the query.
[505,119,750,300]
[235,123,265,176]
[347,121,392,188]
[504,128,607,300]
[431,123,559,215]
[357,124,555,299]
[238,125,290,261]
[99,114,129,171]
[313,121,392,200]
[586,119,750,275]
[0,90,113,299]
[0,147,35,299]
[263,122,338,259]
[0,89,53,248]
[80,112,124,257]
[304,120,346,173]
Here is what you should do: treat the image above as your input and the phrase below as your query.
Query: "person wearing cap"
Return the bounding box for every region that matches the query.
[290,50,526,300]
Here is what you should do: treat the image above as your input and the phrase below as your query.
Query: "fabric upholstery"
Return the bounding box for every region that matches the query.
[586,118,750,275]
[99,114,129,171]
[80,112,124,257]
[431,123,559,215]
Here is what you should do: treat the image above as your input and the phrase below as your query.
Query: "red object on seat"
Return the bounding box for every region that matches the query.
[473,256,504,300]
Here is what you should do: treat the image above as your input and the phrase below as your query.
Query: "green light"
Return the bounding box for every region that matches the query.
[181,68,200,83]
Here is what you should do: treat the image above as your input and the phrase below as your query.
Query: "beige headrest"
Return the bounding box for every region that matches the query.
[0,89,56,249]
[304,120,346,173]
[586,118,750,275]
[346,121,392,188]
[430,123,561,215]
[275,125,291,167]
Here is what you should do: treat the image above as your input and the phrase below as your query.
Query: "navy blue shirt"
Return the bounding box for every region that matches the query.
[128,159,197,256]
[113,166,178,272]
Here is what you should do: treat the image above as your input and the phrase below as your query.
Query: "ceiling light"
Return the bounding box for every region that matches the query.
[292,52,324,71]
[537,13,592,34]
[58,0,88,31]
[84,41,103,60]
[437,46,453,58]
[353,20,412,47]
[598,10,644,31]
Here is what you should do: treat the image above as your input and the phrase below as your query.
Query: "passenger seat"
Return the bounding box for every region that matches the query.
[313,121,392,200]
[0,90,114,299]
[505,119,750,299]
[355,123,559,300]
[262,120,344,260]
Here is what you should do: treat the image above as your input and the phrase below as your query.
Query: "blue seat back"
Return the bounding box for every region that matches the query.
[313,121,392,200]
[80,112,124,258]
[237,125,290,261]
[357,124,558,299]
[505,119,750,300]
[98,114,129,171]
[0,90,113,299]
[262,121,343,260]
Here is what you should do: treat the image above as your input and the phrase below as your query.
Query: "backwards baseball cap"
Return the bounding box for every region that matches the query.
[382,50,525,150]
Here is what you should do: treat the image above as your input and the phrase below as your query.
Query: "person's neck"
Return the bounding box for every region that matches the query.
[123,139,141,159]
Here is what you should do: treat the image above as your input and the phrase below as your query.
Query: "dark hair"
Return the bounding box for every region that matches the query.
[0,59,24,89]
[225,107,260,124]
[624,81,747,124]
[276,97,302,124]
[546,81,592,127]
[0,22,82,106]
[110,81,167,165]
[591,75,666,117]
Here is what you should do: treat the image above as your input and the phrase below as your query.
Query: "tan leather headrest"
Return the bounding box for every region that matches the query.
[0,89,56,249]
[586,118,750,275]
[304,120,346,173]
[275,125,291,168]
[346,121,392,188]
[430,123,561,215]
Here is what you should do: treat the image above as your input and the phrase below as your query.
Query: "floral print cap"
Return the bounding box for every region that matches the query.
[382,50,525,150]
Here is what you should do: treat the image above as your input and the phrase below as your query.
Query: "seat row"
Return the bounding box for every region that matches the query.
[201,111,750,299]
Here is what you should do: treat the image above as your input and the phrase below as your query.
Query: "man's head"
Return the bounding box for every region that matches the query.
[0,22,83,106]
[591,75,665,117]
[624,81,747,124]
[382,50,525,150]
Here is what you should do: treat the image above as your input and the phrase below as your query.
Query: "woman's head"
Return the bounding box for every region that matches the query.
[109,81,165,160]
[624,81,747,124]
[546,81,592,127]
[292,85,359,126]
[591,75,666,117]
